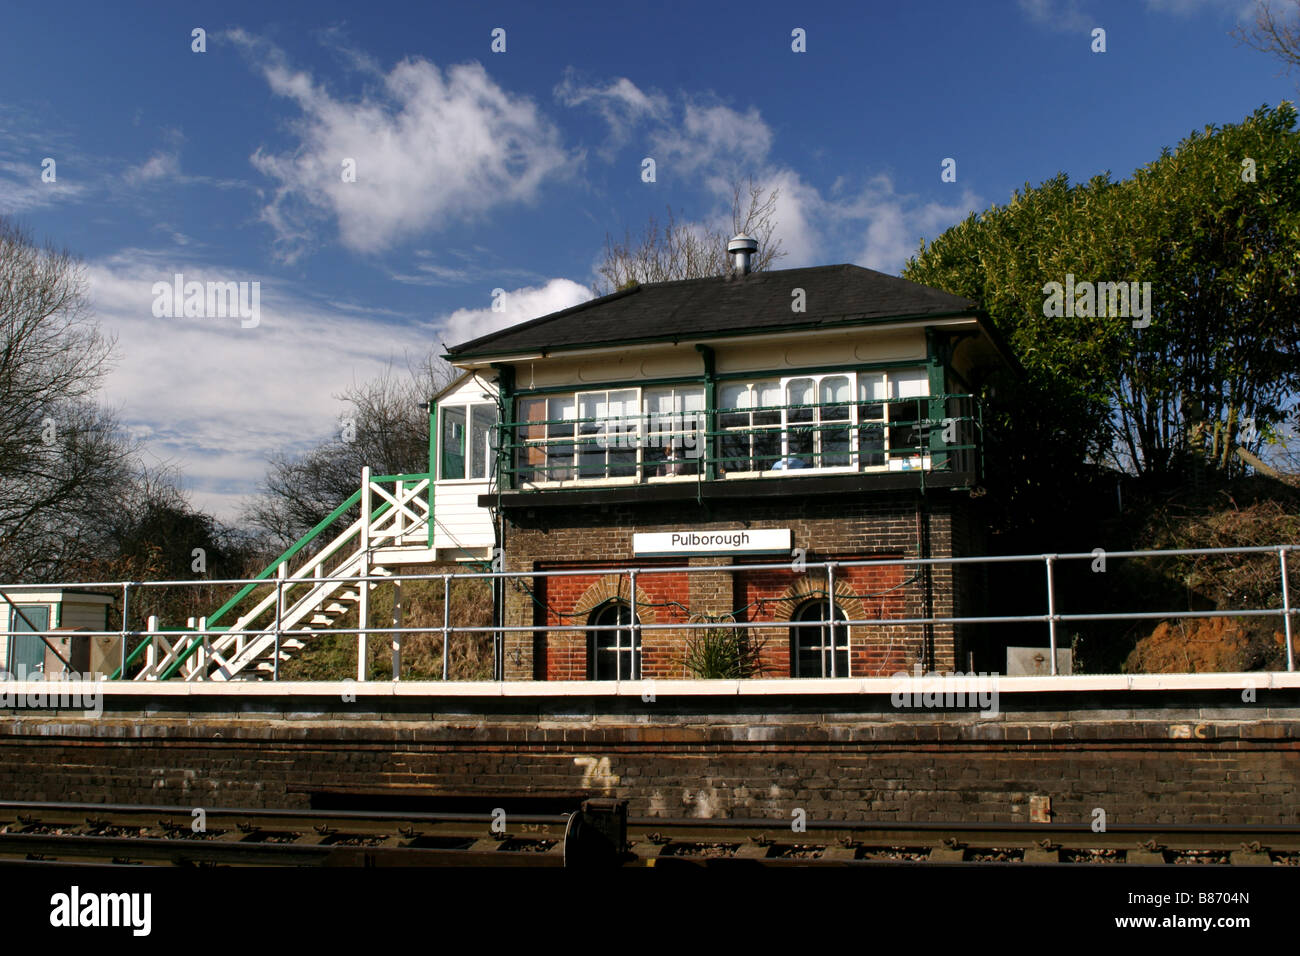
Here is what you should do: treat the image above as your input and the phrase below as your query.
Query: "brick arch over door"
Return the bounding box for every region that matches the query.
[768,575,870,677]
[571,575,660,627]
[542,575,659,681]
[769,575,867,628]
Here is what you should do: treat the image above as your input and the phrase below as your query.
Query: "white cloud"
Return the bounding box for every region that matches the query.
[560,73,976,276]
[125,150,181,184]
[0,161,86,213]
[438,279,594,347]
[650,101,774,180]
[0,105,88,213]
[84,249,432,522]
[763,168,823,267]
[828,174,984,273]
[230,30,573,261]
[555,69,669,159]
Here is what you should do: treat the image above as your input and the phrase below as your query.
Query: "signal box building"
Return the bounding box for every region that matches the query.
[440,241,1015,682]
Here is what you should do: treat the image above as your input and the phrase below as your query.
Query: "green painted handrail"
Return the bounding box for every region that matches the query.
[207,488,364,628]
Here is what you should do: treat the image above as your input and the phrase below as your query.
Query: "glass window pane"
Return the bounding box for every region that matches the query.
[720,432,750,473]
[609,448,637,478]
[891,368,929,399]
[440,406,465,479]
[754,381,781,426]
[720,383,748,410]
[470,405,497,480]
[578,393,605,435]
[719,409,748,429]
[644,443,668,478]
[720,384,750,432]
[576,393,604,476]
[516,398,545,482]
[546,396,575,480]
[859,422,885,467]
[821,376,850,420]
[547,396,575,433]
[590,603,640,680]
[754,430,781,470]
[787,426,814,462]
[578,440,606,478]
[644,388,673,416]
[787,378,814,424]
[823,426,850,466]
[609,389,637,418]
[792,604,849,677]
[858,374,887,402]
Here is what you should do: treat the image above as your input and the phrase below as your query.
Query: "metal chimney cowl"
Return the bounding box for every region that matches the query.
[727,233,758,275]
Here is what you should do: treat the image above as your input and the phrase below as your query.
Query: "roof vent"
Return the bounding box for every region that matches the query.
[727,233,758,275]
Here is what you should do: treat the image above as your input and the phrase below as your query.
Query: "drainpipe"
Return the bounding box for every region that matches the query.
[916,497,933,672]
[490,363,515,680]
[695,345,717,483]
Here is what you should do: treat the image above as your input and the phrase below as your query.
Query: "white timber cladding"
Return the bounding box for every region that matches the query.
[514,327,931,390]
[433,372,497,557]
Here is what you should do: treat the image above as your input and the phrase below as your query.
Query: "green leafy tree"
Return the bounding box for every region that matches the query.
[905,105,1300,500]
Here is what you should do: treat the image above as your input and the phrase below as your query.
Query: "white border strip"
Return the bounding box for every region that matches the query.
[1,673,1295,699]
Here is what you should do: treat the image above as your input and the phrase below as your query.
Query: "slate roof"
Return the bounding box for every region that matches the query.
[445,264,978,358]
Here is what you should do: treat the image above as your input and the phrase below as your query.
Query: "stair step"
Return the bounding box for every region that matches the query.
[309,615,335,626]
[282,639,305,650]
[323,603,349,614]
[338,590,361,601]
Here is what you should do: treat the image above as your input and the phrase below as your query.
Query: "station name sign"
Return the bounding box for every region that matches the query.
[632,529,792,556]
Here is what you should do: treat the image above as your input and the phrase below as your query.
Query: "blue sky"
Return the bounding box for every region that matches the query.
[0,0,1286,521]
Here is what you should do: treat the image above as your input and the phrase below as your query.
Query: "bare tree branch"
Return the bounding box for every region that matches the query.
[593,176,787,295]
[1235,1,1300,76]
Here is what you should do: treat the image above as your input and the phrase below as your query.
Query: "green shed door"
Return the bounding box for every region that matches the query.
[8,606,49,676]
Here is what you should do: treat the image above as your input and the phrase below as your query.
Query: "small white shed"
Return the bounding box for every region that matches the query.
[0,590,117,677]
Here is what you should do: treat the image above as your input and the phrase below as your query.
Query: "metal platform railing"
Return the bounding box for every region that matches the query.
[0,544,1295,682]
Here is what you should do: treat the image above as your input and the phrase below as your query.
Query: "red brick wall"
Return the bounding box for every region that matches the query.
[536,565,691,680]
[736,558,910,678]
[502,492,976,680]
[530,557,919,680]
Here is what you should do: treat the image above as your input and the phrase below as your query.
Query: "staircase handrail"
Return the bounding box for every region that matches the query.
[206,471,429,628]
[149,471,431,680]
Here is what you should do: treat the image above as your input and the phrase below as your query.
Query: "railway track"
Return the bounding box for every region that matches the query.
[0,800,1297,867]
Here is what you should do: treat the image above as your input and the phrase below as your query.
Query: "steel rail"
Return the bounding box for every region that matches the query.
[0,800,1297,867]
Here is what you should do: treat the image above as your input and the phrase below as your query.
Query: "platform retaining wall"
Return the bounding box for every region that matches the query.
[0,688,1296,825]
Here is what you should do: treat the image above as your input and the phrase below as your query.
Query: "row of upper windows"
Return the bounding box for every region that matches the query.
[437,368,937,483]
[512,369,933,483]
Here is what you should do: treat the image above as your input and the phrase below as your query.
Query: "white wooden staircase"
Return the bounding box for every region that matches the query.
[133,469,435,681]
